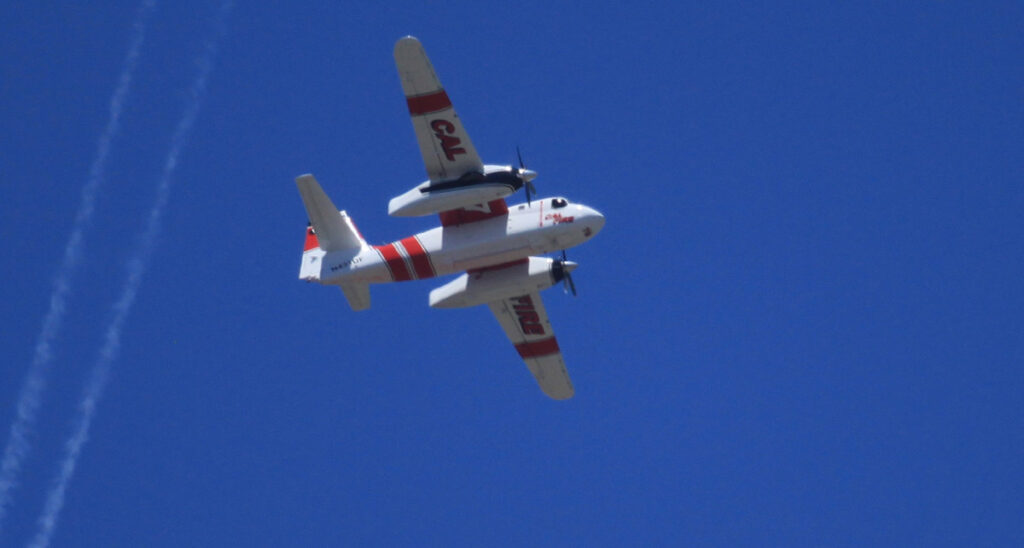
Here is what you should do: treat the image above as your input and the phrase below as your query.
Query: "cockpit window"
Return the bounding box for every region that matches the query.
[551,198,568,209]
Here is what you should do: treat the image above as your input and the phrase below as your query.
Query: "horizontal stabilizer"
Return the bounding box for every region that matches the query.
[295,174,365,252]
[340,283,371,311]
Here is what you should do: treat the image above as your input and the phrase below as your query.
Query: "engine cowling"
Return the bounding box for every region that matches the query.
[388,165,528,217]
[429,256,571,308]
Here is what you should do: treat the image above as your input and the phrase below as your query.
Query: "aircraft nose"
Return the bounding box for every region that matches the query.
[582,205,605,236]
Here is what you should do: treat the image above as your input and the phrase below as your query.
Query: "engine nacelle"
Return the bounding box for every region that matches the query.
[429,256,567,308]
[388,165,525,217]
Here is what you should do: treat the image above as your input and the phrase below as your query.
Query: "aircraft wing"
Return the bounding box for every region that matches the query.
[488,292,575,400]
[394,36,484,183]
[438,198,508,227]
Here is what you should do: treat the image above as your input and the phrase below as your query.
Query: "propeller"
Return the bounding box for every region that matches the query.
[551,250,578,296]
[512,146,537,204]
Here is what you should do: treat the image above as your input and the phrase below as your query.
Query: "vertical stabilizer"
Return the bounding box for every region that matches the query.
[295,174,366,252]
[299,225,325,281]
[295,174,373,310]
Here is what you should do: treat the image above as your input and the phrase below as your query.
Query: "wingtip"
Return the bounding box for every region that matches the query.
[394,35,424,58]
[544,386,575,400]
[395,35,420,50]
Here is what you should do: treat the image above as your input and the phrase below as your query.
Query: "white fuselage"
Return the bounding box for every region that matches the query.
[318,197,604,285]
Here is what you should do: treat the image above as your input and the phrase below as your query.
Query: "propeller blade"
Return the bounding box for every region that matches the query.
[554,252,578,297]
[513,147,537,204]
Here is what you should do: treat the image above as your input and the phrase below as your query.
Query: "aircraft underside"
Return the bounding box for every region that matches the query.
[294,36,603,399]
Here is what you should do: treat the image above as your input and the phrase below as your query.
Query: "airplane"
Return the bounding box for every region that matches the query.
[294,36,604,399]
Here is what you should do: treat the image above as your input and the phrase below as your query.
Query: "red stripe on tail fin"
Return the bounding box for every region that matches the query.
[304,226,320,251]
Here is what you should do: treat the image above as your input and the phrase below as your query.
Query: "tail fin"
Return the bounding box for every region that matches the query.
[296,173,367,282]
[296,174,373,311]
[295,174,366,252]
[299,224,325,281]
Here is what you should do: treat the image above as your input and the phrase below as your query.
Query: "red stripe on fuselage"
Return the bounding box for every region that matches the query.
[515,337,560,359]
[406,90,452,116]
[375,243,412,281]
[401,236,435,279]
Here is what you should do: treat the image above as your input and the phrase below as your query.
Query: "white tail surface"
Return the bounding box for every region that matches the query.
[295,174,366,252]
[299,225,325,281]
[340,283,371,311]
[295,174,373,310]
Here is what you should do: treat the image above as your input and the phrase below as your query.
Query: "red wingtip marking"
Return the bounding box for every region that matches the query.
[515,337,560,359]
[406,90,452,116]
[304,227,319,251]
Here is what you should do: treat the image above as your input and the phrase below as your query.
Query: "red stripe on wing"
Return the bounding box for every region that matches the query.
[375,243,412,281]
[439,199,509,227]
[401,236,435,279]
[515,337,560,359]
[406,90,452,116]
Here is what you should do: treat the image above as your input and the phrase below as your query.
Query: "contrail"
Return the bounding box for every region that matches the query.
[0,0,157,533]
[28,3,233,547]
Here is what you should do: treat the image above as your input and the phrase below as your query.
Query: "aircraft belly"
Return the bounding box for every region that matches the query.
[432,228,533,273]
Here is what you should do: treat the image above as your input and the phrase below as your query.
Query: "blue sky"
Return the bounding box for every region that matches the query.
[2,1,1022,546]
